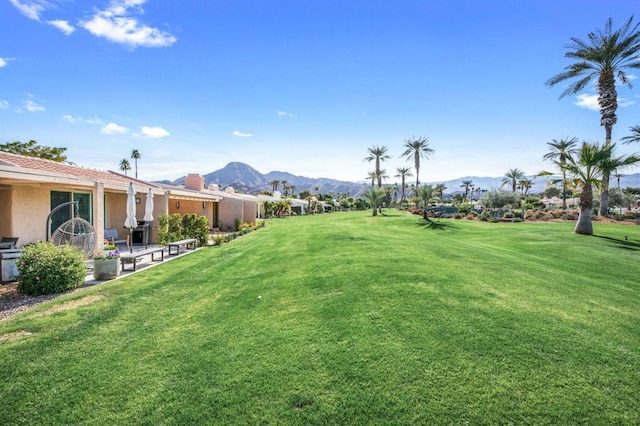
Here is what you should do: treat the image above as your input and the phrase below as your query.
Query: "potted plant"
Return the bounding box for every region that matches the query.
[93,245,120,280]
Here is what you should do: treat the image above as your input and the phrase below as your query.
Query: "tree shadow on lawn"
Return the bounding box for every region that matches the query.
[416,217,458,231]
[593,234,640,251]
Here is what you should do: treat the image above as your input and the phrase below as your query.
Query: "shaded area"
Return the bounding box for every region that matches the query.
[416,217,458,230]
[593,235,640,251]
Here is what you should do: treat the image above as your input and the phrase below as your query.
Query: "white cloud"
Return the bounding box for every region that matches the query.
[48,20,75,35]
[8,0,45,21]
[574,93,635,111]
[573,94,599,111]
[62,115,103,125]
[233,130,253,137]
[101,122,128,134]
[24,93,45,112]
[0,101,9,110]
[81,0,177,48]
[277,110,295,118]
[0,57,13,68]
[140,126,170,138]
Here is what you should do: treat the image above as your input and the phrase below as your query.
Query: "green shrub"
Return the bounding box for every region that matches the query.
[183,214,210,246]
[158,213,183,244]
[16,242,86,296]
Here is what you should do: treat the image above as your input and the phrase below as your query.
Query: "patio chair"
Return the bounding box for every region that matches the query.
[104,229,127,247]
[0,237,18,249]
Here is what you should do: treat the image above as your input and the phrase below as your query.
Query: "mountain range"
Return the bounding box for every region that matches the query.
[164,162,640,198]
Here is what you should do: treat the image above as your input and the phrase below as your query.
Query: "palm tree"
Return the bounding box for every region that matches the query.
[394,166,413,204]
[564,142,639,234]
[401,135,434,188]
[281,180,288,197]
[130,149,141,179]
[433,183,447,199]
[546,16,640,216]
[543,137,579,209]
[518,178,533,195]
[363,188,384,216]
[460,180,473,200]
[270,180,280,193]
[501,168,526,192]
[621,125,640,145]
[366,171,377,188]
[364,145,391,188]
[119,159,131,175]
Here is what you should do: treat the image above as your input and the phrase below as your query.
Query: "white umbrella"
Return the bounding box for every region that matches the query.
[142,188,154,248]
[124,183,137,253]
[143,188,154,222]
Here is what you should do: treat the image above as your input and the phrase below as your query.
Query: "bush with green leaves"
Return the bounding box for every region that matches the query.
[158,213,183,244]
[182,213,210,246]
[482,189,520,209]
[16,242,86,296]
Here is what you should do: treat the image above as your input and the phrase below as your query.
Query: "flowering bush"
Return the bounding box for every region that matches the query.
[94,245,120,260]
[16,242,86,296]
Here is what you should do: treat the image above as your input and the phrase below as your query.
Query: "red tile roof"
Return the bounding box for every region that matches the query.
[0,152,157,186]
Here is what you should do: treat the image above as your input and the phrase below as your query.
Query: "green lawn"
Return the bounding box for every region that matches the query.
[1,211,639,425]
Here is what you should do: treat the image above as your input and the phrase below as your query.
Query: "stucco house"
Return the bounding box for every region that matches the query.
[0,153,221,251]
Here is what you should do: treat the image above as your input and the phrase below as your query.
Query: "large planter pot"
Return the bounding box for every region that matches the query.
[93,258,120,280]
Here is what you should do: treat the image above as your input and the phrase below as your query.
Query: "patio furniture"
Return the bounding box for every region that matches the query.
[104,229,127,246]
[0,237,18,250]
[120,247,166,272]
[167,238,197,255]
[1,249,21,282]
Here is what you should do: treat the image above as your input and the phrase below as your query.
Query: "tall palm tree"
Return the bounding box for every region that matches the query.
[460,180,473,200]
[564,142,639,234]
[621,125,640,145]
[364,145,391,188]
[281,180,288,197]
[401,135,434,188]
[501,168,526,192]
[270,180,280,193]
[546,16,640,216]
[130,149,141,179]
[394,166,413,204]
[119,159,131,175]
[543,137,579,209]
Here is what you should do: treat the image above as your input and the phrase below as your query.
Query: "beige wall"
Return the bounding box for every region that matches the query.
[0,189,13,239]
[12,185,52,245]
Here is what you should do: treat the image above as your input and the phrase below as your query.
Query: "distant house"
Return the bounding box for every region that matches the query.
[540,196,579,210]
[0,153,221,250]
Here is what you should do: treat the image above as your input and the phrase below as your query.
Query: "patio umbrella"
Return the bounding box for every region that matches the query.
[142,188,154,248]
[124,183,138,253]
[143,188,154,222]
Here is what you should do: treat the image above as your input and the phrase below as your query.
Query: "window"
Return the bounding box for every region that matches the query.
[50,191,93,232]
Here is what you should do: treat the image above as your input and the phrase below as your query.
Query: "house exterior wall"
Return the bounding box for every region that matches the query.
[0,189,12,239]
[12,185,51,245]
[218,197,243,231]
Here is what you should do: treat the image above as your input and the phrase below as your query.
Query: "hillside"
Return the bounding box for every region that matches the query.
[166,162,640,197]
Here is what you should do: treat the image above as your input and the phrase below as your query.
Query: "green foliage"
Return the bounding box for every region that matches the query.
[0,140,68,162]
[458,202,472,214]
[93,245,120,260]
[234,217,243,231]
[159,213,210,246]
[16,242,86,295]
[158,213,183,244]
[183,214,210,246]
[482,189,520,208]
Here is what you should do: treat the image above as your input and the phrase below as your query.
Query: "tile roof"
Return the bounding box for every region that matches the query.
[0,151,157,187]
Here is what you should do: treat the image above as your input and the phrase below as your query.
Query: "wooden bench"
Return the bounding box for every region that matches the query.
[120,247,166,272]
[167,238,198,255]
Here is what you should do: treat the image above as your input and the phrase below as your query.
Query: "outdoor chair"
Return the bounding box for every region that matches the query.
[104,229,127,247]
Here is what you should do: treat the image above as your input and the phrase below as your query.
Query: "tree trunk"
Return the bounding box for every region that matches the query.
[574,208,593,235]
[599,172,610,217]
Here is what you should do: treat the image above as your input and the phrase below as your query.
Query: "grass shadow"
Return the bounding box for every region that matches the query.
[593,235,640,251]
[416,217,458,230]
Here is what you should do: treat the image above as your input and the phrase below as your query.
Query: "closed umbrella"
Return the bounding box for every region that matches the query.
[124,183,137,253]
[142,188,154,248]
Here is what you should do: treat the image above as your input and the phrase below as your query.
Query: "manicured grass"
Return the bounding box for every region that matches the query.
[1,211,639,424]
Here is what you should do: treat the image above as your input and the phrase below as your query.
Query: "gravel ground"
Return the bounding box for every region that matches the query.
[0,283,89,321]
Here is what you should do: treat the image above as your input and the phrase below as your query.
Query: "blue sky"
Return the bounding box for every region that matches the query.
[2,0,640,184]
